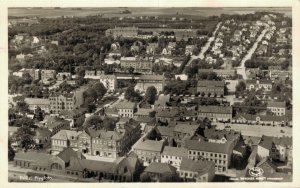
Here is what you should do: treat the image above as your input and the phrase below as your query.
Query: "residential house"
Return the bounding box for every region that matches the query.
[143,162,177,182]
[146,43,158,54]
[41,69,56,82]
[42,116,70,136]
[185,45,196,55]
[99,74,117,92]
[197,80,225,97]
[135,74,166,93]
[179,158,215,182]
[246,80,272,91]
[155,107,180,123]
[56,72,71,81]
[161,146,188,170]
[161,42,176,55]
[185,139,235,172]
[51,130,82,155]
[173,122,199,147]
[232,114,290,127]
[24,98,50,113]
[114,100,137,118]
[267,101,286,116]
[120,57,153,74]
[197,105,232,122]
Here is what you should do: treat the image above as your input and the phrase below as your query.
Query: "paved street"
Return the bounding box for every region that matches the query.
[214,122,292,137]
[236,28,268,80]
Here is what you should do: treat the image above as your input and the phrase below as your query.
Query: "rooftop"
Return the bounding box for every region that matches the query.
[267,101,286,108]
[115,100,136,109]
[24,98,50,105]
[51,130,82,141]
[197,80,224,87]
[198,105,232,114]
[180,158,214,174]
[185,139,234,154]
[144,162,177,174]
[162,146,188,158]
[132,138,165,152]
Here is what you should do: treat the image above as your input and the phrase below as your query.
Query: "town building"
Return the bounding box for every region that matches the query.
[120,57,153,74]
[179,158,215,182]
[146,43,159,54]
[114,100,137,118]
[246,80,273,91]
[41,69,56,82]
[51,130,82,155]
[42,116,71,136]
[155,107,180,123]
[135,75,166,93]
[49,86,87,114]
[99,74,117,92]
[232,114,290,127]
[143,162,177,182]
[161,146,188,170]
[267,101,286,116]
[269,70,292,81]
[197,105,232,122]
[185,45,196,55]
[197,80,225,97]
[24,98,50,113]
[198,69,237,79]
[173,122,199,147]
[13,68,40,80]
[56,72,72,81]
[185,139,235,173]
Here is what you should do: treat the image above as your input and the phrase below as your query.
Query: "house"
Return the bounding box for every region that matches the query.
[135,74,166,93]
[24,98,50,113]
[185,139,235,172]
[233,114,290,127]
[84,70,96,79]
[104,57,120,65]
[269,70,292,81]
[132,128,166,166]
[114,100,137,118]
[14,68,40,80]
[134,108,154,118]
[42,116,70,136]
[155,126,174,146]
[99,74,117,92]
[120,57,153,74]
[246,80,272,91]
[56,72,71,81]
[257,135,292,162]
[256,45,268,55]
[161,42,176,55]
[198,105,232,122]
[197,80,225,97]
[143,162,177,182]
[185,45,196,55]
[87,118,141,159]
[173,122,199,147]
[203,127,240,145]
[49,86,87,114]
[51,130,82,155]
[267,101,286,116]
[161,146,188,170]
[146,43,158,54]
[155,108,180,123]
[179,158,215,182]
[41,69,56,82]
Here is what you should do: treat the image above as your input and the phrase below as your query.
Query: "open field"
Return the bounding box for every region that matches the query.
[8,7,291,18]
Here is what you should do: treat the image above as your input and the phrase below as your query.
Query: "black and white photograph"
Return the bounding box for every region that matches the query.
[1,0,299,186]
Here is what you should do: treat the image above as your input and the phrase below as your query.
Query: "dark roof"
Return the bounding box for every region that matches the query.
[34,128,51,139]
[15,151,51,164]
[259,135,292,150]
[174,123,199,136]
[67,157,114,172]
[162,146,188,158]
[156,126,174,137]
[203,128,239,141]
[267,101,286,108]
[185,139,234,154]
[197,80,224,87]
[198,105,232,114]
[155,108,180,118]
[180,158,214,174]
[115,100,136,109]
[57,148,79,163]
[144,162,177,174]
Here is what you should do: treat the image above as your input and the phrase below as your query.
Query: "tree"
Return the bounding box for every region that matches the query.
[14,126,36,149]
[8,139,15,161]
[144,86,157,105]
[235,81,246,93]
[159,172,181,182]
[34,106,44,121]
[22,72,32,85]
[87,103,96,113]
[140,172,151,182]
[83,115,103,129]
[125,86,142,102]
[16,101,29,114]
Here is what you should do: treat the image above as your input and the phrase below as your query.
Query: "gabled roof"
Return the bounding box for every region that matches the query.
[180,158,214,175]
[185,139,234,154]
[51,130,82,141]
[132,138,164,152]
[57,148,79,163]
[174,123,199,136]
[162,146,188,158]
[156,126,174,137]
[144,162,177,174]
[115,100,136,109]
[198,105,232,114]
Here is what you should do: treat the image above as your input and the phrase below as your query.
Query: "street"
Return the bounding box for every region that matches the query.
[236,28,268,80]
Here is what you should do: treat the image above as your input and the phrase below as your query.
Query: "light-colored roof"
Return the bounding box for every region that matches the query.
[180,158,214,174]
[24,98,50,105]
[162,146,188,158]
[133,138,164,152]
[185,139,234,154]
[134,108,153,116]
[144,162,177,174]
[51,130,82,140]
[267,101,286,108]
[115,100,136,109]
[198,105,232,114]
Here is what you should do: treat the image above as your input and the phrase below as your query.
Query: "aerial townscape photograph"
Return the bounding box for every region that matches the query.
[6,5,294,183]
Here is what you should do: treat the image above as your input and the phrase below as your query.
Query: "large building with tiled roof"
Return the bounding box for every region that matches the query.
[24,97,50,113]
[267,101,286,116]
[179,158,215,182]
[51,130,82,155]
[99,74,117,92]
[173,122,199,147]
[233,114,290,127]
[185,139,235,172]
[197,105,232,122]
[161,146,188,170]
[114,100,137,118]
[135,74,166,93]
[197,80,225,97]
[203,127,240,144]
[144,162,177,181]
